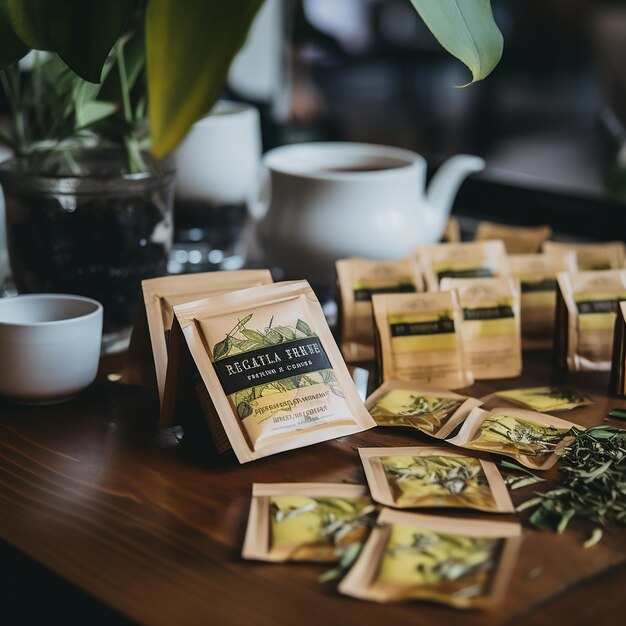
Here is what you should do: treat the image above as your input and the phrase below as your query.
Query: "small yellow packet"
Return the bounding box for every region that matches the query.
[447,407,580,470]
[359,446,514,512]
[365,380,481,438]
[339,509,522,607]
[493,386,592,412]
[242,483,375,562]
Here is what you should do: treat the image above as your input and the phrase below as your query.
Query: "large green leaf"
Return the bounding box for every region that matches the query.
[145,0,264,158]
[0,5,29,69]
[410,0,503,84]
[0,0,132,82]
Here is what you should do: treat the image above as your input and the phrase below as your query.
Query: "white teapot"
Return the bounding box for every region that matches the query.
[257,142,484,282]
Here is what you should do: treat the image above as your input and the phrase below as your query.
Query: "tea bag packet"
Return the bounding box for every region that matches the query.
[364,379,481,438]
[336,257,424,363]
[544,241,626,271]
[475,221,551,254]
[163,280,376,463]
[439,277,522,380]
[242,483,375,562]
[447,407,579,470]
[339,509,521,607]
[507,252,577,350]
[417,240,507,291]
[124,270,273,402]
[372,291,473,389]
[491,386,592,412]
[554,270,626,371]
[441,216,461,243]
[359,447,514,512]
[609,302,626,397]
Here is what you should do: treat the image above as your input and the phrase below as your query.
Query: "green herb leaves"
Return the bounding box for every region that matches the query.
[514,426,626,542]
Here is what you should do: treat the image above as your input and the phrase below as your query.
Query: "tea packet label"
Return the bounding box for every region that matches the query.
[555,270,626,371]
[364,379,481,438]
[544,241,626,271]
[475,221,551,254]
[416,240,507,291]
[162,280,376,463]
[336,256,424,363]
[339,508,521,607]
[492,386,592,412]
[447,407,580,470]
[439,277,522,380]
[507,252,577,350]
[359,447,513,513]
[609,301,626,397]
[372,291,473,390]
[242,483,375,562]
[123,269,273,404]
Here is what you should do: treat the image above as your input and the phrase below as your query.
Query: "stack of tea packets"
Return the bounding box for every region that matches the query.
[335,234,626,380]
[124,271,378,463]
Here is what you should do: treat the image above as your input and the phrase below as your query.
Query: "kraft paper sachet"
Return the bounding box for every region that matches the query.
[123,269,272,403]
[543,240,626,271]
[554,269,626,371]
[359,447,514,513]
[441,216,461,243]
[416,240,507,291]
[609,302,626,397]
[372,291,473,390]
[338,509,521,608]
[364,380,481,438]
[475,221,551,254]
[161,280,376,463]
[439,277,522,380]
[447,407,579,470]
[242,483,375,562]
[507,252,577,350]
[490,386,592,413]
[336,256,424,363]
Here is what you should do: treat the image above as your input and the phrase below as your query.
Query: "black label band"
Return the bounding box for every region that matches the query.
[575,299,622,315]
[521,279,557,293]
[463,305,514,321]
[390,318,455,337]
[437,267,493,281]
[353,283,416,302]
[212,336,332,396]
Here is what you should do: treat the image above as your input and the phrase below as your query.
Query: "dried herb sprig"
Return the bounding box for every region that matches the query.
[515,426,626,542]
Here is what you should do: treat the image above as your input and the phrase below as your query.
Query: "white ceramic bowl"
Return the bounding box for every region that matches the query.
[0,294,103,404]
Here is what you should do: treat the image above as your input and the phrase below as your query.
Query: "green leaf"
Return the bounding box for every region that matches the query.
[0,0,133,82]
[296,319,314,337]
[213,337,231,361]
[410,0,503,85]
[145,0,263,158]
[0,5,29,70]
[237,401,252,420]
[76,100,118,128]
[242,329,269,344]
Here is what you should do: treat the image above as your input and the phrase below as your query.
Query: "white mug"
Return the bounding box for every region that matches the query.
[257,142,484,283]
[175,100,262,208]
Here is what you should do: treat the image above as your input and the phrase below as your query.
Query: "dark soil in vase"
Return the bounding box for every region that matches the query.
[6,191,171,336]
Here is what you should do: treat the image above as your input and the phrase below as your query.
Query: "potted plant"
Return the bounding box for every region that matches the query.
[0,0,503,353]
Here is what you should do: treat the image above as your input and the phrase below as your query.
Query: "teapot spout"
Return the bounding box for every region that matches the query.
[425,154,485,238]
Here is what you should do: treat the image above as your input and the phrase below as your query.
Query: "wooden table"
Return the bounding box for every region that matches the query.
[1,352,625,626]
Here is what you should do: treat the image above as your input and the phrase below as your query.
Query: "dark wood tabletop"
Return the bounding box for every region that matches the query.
[1,351,625,626]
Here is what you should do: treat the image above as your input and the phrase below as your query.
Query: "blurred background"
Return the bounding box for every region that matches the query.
[226,0,626,238]
[2,0,625,247]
